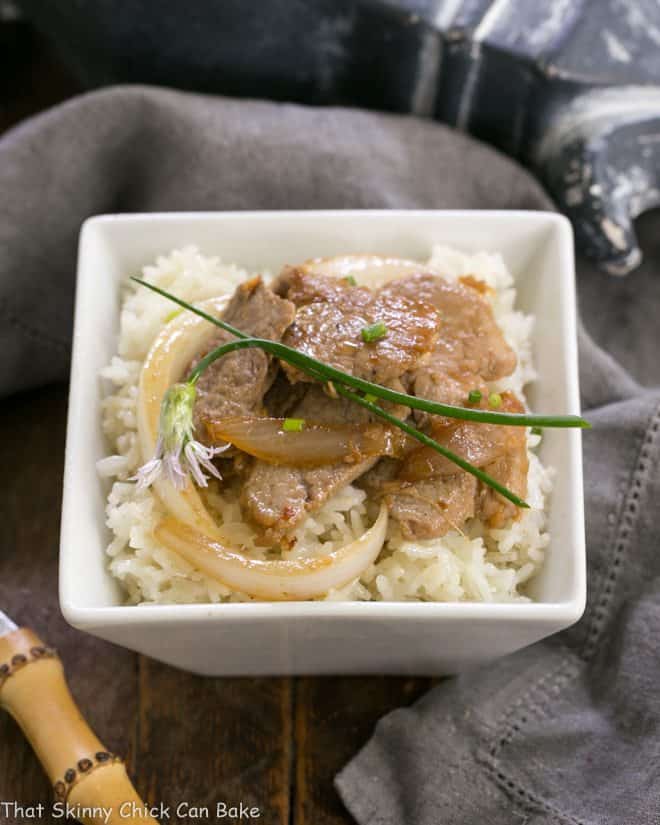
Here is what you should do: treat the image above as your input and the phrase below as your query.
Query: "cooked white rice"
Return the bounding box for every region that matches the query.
[98,245,553,604]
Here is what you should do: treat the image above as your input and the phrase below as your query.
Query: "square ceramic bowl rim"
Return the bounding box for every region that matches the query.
[60,209,586,631]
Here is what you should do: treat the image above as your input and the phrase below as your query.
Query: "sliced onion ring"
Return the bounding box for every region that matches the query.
[298,255,440,287]
[137,296,388,599]
[137,296,230,535]
[204,415,404,466]
[154,503,387,601]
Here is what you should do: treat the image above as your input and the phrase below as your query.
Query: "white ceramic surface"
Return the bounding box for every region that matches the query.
[60,211,586,676]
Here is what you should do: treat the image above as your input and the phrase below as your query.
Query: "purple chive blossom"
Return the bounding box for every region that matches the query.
[134,382,229,491]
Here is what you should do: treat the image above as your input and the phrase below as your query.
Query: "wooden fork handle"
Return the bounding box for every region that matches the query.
[0,628,157,824]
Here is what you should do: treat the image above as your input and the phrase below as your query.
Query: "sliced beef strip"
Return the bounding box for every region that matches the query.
[371,276,523,539]
[383,273,516,381]
[274,265,349,304]
[240,380,410,543]
[262,370,308,418]
[406,392,528,531]
[192,277,296,440]
[385,474,478,541]
[381,273,517,413]
[476,447,528,529]
[356,454,478,541]
[472,394,529,528]
[277,268,441,386]
[398,392,527,481]
[355,456,401,497]
[240,385,378,542]
[380,391,528,539]
[242,455,380,545]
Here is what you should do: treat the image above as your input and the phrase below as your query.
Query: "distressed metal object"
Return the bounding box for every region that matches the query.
[15,0,660,273]
[425,1,660,276]
[533,87,660,275]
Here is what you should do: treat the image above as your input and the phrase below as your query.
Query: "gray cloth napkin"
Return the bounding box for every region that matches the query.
[2,86,659,824]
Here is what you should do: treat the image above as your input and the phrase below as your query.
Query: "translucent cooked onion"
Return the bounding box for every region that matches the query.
[154,503,387,600]
[137,296,230,535]
[137,297,388,599]
[298,255,439,287]
[204,415,404,466]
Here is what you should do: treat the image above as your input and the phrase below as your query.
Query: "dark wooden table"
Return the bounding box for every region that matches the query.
[0,24,432,824]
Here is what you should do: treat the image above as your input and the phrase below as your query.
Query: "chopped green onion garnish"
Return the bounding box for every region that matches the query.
[282,418,305,432]
[164,309,182,323]
[343,275,357,286]
[363,393,378,404]
[531,426,542,436]
[468,389,482,404]
[361,321,388,343]
[489,392,502,408]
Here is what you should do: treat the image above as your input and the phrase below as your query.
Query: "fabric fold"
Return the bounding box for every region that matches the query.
[1,85,658,824]
[337,393,660,825]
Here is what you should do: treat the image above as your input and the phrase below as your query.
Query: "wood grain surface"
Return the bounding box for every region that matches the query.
[0,386,431,825]
[0,25,433,824]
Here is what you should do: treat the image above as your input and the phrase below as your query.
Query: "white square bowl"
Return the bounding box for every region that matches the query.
[60,210,585,676]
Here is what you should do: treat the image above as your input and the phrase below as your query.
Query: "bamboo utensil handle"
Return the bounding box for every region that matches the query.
[0,628,158,824]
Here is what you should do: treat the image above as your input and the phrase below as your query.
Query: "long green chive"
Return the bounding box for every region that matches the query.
[361,321,388,343]
[282,418,305,432]
[184,334,588,430]
[131,278,590,432]
[468,389,482,404]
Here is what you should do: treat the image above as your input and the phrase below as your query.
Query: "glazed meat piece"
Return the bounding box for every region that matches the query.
[192,277,296,436]
[263,371,308,418]
[275,256,433,290]
[386,474,478,540]
[358,455,478,540]
[277,268,441,386]
[355,456,401,497]
[240,381,409,542]
[382,392,528,538]
[382,273,516,381]
[243,455,379,544]
[241,385,379,542]
[473,394,529,528]
[398,392,526,482]
[381,273,517,413]
[475,447,528,528]
[403,392,531,531]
